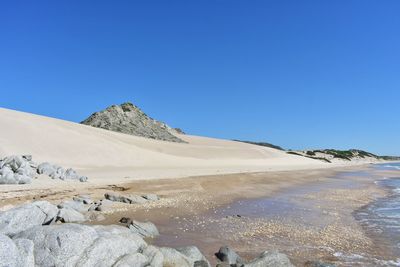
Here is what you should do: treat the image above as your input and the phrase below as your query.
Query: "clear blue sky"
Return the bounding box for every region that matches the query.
[0,1,399,155]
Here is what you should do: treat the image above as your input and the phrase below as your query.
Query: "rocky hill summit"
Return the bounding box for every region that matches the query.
[81,102,185,143]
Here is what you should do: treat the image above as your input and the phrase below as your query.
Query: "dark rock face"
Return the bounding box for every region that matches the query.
[81,102,185,143]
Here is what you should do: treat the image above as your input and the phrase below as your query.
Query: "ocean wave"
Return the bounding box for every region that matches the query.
[383,165,400,170]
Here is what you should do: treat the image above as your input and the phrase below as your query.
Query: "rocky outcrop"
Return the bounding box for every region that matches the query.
[0,155,37,184]
[0,155,88,184]
[37,162,88,182]
[81,102,185,143]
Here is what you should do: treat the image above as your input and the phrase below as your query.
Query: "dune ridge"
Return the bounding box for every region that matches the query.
[0,107,368,184]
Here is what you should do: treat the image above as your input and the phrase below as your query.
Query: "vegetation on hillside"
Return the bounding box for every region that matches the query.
[233,140,284,151]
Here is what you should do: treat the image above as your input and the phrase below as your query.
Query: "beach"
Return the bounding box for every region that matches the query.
[2,163,399,266]
[0,107,398,266]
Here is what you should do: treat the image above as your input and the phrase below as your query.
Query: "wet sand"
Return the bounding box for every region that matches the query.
[1,164,398,266]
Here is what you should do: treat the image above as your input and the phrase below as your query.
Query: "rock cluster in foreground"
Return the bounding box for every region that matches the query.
[0,155,88,184]
[0,200,296,267]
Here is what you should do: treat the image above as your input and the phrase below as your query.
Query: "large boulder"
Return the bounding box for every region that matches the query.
[0,201,58,236]
[75,230,146,266]
[0,234,34,267]
[13,223,148,267]
[14,224,99,266]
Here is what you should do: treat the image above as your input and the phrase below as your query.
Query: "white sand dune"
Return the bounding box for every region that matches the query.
[0,107,326,185]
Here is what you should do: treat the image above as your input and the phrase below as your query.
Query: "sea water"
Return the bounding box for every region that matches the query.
[354,163,400,266]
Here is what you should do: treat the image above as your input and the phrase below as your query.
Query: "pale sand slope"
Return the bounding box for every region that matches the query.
[0,107,362,188]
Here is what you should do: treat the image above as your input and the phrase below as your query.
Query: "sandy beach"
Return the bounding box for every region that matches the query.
[0,107,398,266]
[2,163,398,266]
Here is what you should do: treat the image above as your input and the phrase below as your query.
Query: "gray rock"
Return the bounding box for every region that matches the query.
[215,246,244,265]
[79,176,88,182]
[58,200,87,213]
[85,211,106,222]
[0,201,58,236]
[119,217,132,224]
[0,155,36,184]
[13,238,35,267]
[194,260,211,267]
[105,192,148,204]
[75,232,146,267]
[113,253,149,267]
[37,162,88,182]
[142,193,160,201]
[73,195,92,204]
[57,207,86,223]
[37,162,56,176]
[159,247,193,267]
[89,199,114,212]
[21,155,33,161]
[177,246,210,267]
[80,102,185,143]
[0,234,34,267]
[305,261,337,267]
[244,251,294,267]
[128,220,159,238]
[13,223,148,267]
[143,245,164,267]
[14,224,99,267]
